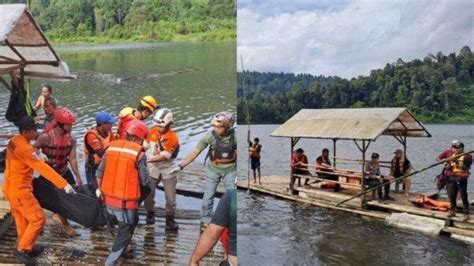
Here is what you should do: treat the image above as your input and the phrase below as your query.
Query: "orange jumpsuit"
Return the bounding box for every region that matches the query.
[2,135,67,252]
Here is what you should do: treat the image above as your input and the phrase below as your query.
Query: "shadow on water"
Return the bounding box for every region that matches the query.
[237,124,474,265]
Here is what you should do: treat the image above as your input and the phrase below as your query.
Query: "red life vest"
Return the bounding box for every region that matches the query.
[101,140,144,210]
[41,129,73,175]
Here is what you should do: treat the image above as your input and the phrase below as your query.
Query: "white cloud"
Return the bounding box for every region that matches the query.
[237,0,474,78]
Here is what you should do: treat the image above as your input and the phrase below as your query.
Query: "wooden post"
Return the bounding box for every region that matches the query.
[361,140,366,206]
[333,138,337,168]
[354,139,371,207]
[290,138,295,194]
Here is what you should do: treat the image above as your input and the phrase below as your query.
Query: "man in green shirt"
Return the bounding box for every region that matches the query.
[171,112,236,228]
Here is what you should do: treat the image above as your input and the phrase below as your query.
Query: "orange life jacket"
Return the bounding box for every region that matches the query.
[446,154,471,178]
[415,195,450,211]
[100,139,144,210]
[83,127,113,167]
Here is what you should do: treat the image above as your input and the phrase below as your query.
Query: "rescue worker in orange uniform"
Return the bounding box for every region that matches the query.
[3,116,75,264]
[95,119,150,266]
[116,95,158,139]
[83,111,116,191]
[33,107,82,237]
[144,108,180,230]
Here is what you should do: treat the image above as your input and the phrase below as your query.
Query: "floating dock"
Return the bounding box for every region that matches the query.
[0,163,226,264]
[237,175,474,242]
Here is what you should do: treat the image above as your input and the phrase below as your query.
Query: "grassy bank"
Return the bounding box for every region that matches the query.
[50,28,235,45]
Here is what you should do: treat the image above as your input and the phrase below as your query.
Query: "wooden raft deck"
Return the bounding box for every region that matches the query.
[237,175,474,239]
[0,207,224,264]
[0,163,226,264]
[172,163,225,198]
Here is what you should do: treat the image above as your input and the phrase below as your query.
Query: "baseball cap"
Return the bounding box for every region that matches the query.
[96,111,117,124]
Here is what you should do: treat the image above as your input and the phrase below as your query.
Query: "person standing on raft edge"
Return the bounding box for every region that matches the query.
[446,142,472,221]
[248,137,262,185]
[33,107,82,237]
[170,112,237,231]
[3,116,75,264]
[95,119,150,266]
[116,95,159,140]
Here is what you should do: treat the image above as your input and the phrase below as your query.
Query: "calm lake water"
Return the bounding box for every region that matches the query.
[237,124,474,265]
[0,42,236,210]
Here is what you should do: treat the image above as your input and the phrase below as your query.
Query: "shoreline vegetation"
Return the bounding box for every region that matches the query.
[238,46,474,124]
[4,0,236,44]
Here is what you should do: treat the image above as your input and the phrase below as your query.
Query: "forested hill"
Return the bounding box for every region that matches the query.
[1,0,235,43]
[237,46,474,124]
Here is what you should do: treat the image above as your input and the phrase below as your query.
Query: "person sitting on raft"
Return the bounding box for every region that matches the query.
[291,148,310,185]
[364,153,384,201]
[390,149,413,197]
[316,148,340,192]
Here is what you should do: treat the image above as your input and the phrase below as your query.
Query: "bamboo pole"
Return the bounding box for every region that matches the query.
[336,150,474,207]
[240,56,251,193]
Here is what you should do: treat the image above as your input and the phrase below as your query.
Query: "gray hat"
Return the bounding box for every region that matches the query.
[394,149,403,154]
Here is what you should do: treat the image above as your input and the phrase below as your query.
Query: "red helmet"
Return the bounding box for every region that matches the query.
[54,108,76,124]
[125,119,148,140]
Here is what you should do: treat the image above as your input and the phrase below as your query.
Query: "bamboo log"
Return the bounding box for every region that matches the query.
[333,156,391,164]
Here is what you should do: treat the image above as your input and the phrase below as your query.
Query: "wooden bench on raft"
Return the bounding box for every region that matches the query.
[293,163,364,189]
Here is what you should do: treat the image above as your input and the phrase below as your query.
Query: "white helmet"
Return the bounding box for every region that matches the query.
[153,108,173,127]
[451,139,461,147]
[211,111,235,129]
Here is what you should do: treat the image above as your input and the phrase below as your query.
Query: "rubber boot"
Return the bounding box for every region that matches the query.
[165,215,179,231]
[13,249,35,264]
[27,245,45,258]
[146,211,155,225]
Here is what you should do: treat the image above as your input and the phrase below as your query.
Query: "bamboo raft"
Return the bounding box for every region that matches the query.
[237,175,474,242]
[0,163,226,264]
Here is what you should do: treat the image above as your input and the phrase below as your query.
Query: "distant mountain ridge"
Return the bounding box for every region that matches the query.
[237,46,474,124]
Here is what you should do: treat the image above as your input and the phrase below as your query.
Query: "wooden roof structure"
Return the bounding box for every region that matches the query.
[0,4,74,80]
[271,108,431,141]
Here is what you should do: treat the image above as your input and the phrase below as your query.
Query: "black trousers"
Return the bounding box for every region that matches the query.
[447,176,469,214]
[364,178,383,199]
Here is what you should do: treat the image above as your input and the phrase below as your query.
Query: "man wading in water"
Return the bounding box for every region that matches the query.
[171,112,237,231]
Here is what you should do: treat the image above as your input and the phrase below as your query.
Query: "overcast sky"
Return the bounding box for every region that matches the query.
[237,0,474,78]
